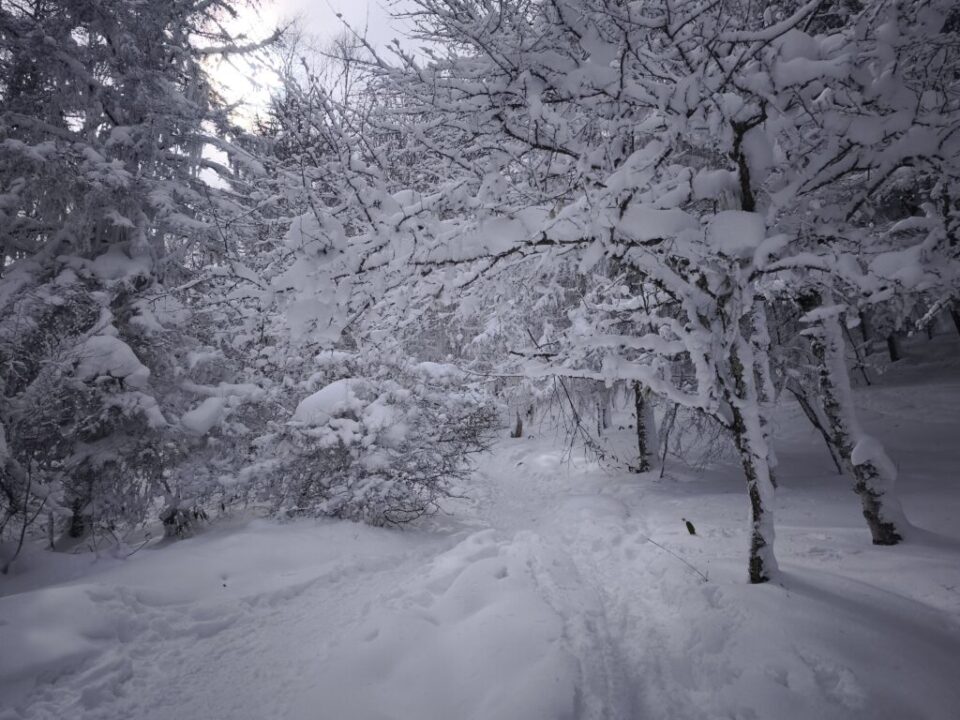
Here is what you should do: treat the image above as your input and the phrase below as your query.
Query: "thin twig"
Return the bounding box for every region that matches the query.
[640,533,709,583]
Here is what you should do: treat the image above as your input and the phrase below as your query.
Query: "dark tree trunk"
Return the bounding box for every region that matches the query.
[886,334,902,362]
[596,401,610,436]
[859,311,873,344]
[68,497,87,539]
[510,412,523,439]
[658,404,678,480]
[843,324,872,386]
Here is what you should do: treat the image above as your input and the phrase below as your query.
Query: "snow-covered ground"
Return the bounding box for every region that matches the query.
[3,346,960,720]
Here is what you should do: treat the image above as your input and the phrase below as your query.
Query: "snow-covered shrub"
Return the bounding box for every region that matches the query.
[257,359,498,525]
[0,266,172,542]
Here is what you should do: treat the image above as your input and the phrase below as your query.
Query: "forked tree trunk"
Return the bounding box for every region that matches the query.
[632,382,659,472]
[804,304,907,545]
[728,344,778,584]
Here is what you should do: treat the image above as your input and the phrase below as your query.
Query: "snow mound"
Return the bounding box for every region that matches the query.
[74,334,150,389]
[296,530,581,720]
[774,29,820,61]
[618,206,698,242]
[415,361,461,381]
[291,379,364,424]
[0,584,117,700]
[181,397,227,435]
[707,210,766,258]
[86,247,152,282]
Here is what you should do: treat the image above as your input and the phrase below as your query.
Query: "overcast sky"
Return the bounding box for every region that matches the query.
[267,0,404,47]
[213,0,411,119]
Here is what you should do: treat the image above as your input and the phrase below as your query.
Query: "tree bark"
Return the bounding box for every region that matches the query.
[886,334,902,362]
[786,382,845,474]
[510,412,523,439]
[728,343,778,584]
[68,497,87,539]
[750,305,779,488]
[1,467,33,574]
[859,310,874,344]
[805,305,907,544]
[632,382,659,472]
[843,323,872,386]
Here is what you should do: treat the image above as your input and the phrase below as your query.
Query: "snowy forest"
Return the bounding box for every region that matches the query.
[1,0,959,718]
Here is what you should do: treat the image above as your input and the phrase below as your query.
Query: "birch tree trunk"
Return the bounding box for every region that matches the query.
[751,305,779,488]
[804,306,907,545]
[728,341,778,584]
[786,381,845,474]
[632,382,659,473]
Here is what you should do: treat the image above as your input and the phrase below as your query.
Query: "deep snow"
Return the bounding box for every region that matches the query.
[2,344,960,720]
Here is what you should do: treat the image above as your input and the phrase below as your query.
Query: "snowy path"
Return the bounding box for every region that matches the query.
[468,426,960,720]
[470,445,640,718]
[469,440,749,720]
[1,523,456,720]
[4,380,960,719]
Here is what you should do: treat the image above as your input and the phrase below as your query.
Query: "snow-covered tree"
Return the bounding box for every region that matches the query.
[293,0,959,580]
[0,0,278,552]
[4,0,956,584]
[755,0,960,543]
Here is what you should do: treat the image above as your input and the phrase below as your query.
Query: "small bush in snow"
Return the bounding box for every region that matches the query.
[258,361,498,525]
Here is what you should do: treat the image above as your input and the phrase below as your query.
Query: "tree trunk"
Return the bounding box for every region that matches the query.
[859,310,873,344]
[68,496,87,539]
[750,305,779,488]
[786,382,845,474]
[510,412,523,439]
[805,305,907,544]
[728,343,778,584]
[596,386,611,435]
[632,382,659,472]
[886,334,902,362]
[950,305,960,336]
[658,404,678,480]
[843,323,872,386]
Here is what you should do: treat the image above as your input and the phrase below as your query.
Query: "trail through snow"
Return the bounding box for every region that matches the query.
[3,372,960,719]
